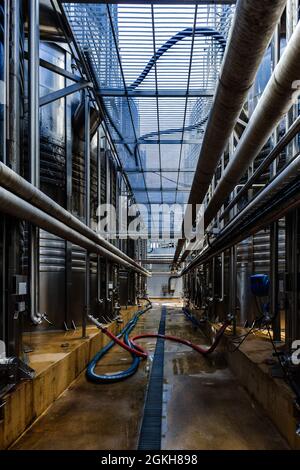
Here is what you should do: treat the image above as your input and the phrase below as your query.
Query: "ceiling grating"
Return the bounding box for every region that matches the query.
[63,1,235,217]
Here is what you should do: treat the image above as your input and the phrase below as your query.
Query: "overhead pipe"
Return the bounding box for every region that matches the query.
[205,20,300,227]
[217,154,300,241]
[219,114,300,221]
[0,162,149,276]
[0,186,150,275]
[173,0,287,264]
[181,154,300,276]
[180,109,300,264]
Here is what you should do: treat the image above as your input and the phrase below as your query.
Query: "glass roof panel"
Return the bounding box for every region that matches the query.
[63,1,235,230]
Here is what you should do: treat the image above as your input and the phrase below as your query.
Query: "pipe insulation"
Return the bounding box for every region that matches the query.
[205,20,300,227]
[0,162,149,277]
[173,0,287,263]
[181,154,300,275]
[0,186,150,276]
[219,115,300,221]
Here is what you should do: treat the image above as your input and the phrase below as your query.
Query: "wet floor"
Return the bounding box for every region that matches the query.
[11,302,289,450]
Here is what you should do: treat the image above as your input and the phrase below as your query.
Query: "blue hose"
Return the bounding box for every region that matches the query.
[86,304,152,383]
[182,307,206,328]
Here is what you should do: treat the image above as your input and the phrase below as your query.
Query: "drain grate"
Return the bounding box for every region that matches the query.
[138,306,167,450]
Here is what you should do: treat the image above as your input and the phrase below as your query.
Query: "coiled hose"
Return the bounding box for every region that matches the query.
[86,301,152,383]
[86,301,230,383]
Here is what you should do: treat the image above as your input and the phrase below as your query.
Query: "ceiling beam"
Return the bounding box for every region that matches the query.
[115,139,202,145]
[133,188,190,192]
[61,1,236,4]
[124,168,194,173]
[99,88,214,98]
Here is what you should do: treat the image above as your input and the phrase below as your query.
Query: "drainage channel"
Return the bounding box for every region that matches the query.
[138,305,167,450]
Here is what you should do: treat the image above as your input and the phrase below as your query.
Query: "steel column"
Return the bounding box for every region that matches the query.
[270,221,280,341]
[6,0,22,356]
[83,89,90,338]
[96,130,102,309]
[65,51,73,330]
[285,209,300,346]
[230,246,237,334]
[0,0,9,350]
[28,0,42,325]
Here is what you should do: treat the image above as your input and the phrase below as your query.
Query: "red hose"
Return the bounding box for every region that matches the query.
[100,320,229,360]
[100,327,148,358]
[131,321,230,356]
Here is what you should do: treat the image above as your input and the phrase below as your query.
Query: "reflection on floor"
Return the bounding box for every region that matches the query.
[11,302,289,450]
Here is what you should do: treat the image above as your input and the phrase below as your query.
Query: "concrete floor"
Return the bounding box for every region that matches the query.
[11,302,289,450]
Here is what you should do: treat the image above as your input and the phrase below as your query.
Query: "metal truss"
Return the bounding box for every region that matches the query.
[62,1,235,215]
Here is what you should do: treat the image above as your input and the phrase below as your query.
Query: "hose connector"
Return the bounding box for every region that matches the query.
[88,314,106,331]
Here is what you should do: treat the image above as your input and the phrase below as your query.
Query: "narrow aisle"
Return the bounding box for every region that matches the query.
[11,303,288,450]
[162,307,289,450]
[10,305,162,451]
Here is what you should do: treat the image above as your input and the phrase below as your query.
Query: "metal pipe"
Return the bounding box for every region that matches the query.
[8,0,20,173]
[219,252,225,303]
[96,131,102,304]
[220,154,300,237]
[270,221,280,341]
[7,0,22,355]
[0,162,149,276]
[0,186,149,273]
[173,0,287,263]
[181,154,300,275]
[205,21,300,227]
[83,90,90,338]
[168,275,179,295]
[219,115,300,221]
[28,0,42,325]
[230,246,237,333]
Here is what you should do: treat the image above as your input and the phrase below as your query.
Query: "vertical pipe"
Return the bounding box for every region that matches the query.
[285,211,297,346]
[230,246,237,334]
[105,149,112,318]
[65,51,72,329]
[1,0,9,348]
[8,0,21,356]
[83,89,90,338]
[3,0,9,166]
[96,129,101,305]
[28,0,41,325]
[9,0,20,173]
[270,24,281,342]
[270,221,280,340]
[211,257,216,319]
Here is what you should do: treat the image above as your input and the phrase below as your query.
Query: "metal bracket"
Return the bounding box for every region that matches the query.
[0,357,35,388]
